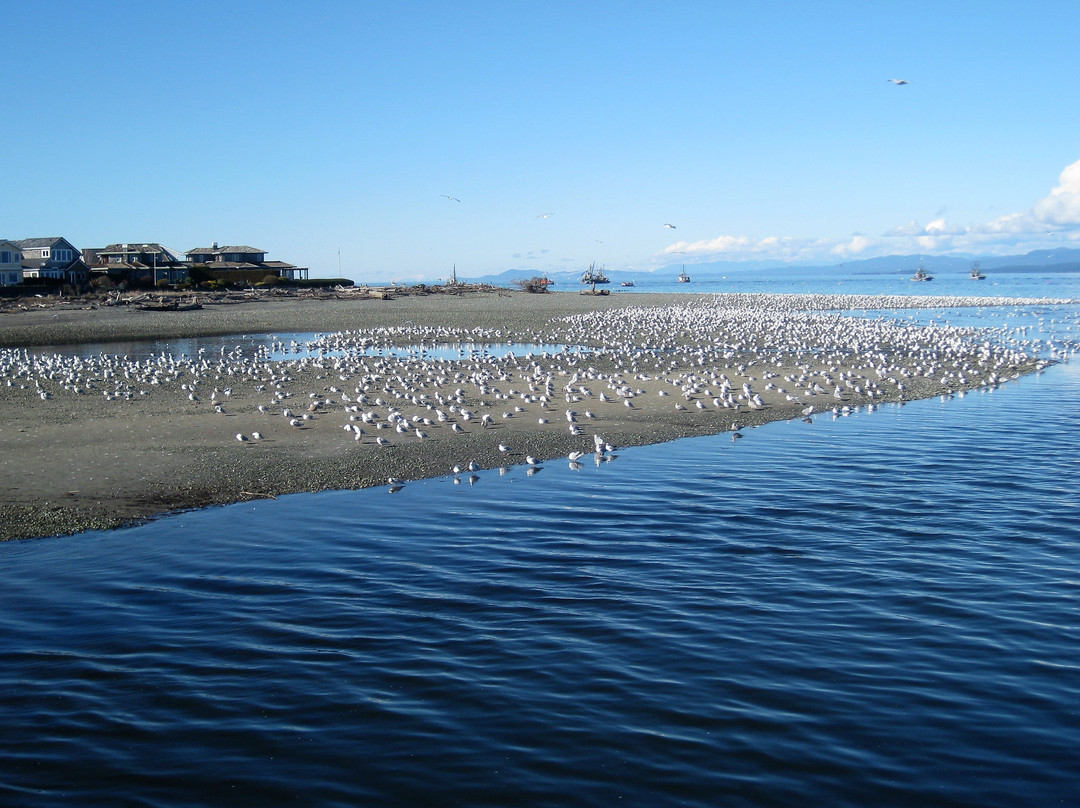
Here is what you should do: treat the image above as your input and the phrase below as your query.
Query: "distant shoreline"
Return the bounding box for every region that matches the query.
[0,286,712,347]
[0,289,1047,542]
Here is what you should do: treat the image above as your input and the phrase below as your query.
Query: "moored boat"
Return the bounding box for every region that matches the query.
[678,266,690,283]
[970,261,986,280]
[911,263,933,282]
[581,262,610,285]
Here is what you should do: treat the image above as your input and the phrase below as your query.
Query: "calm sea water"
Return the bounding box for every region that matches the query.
[612,266,1080,300]
[2,274,1079,807]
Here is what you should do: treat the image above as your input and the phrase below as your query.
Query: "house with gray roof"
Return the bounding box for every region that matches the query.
[86,243,189,285]
[185,242,308,279]
[15,237,90,285]
[0,240,23,286]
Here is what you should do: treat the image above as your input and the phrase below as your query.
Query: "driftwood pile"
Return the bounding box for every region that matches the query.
[0,282,504,314]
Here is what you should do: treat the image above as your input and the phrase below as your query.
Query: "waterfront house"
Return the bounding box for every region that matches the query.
[16,237,90,285]
[87,243,189,285]
[185,242,309,280]
[0,240,23,286]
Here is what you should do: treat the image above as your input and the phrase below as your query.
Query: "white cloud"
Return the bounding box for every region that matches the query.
[831,234,871,257]
[1032,159,1080,225]
[659,158,1080,265]
[883,220,925,237]
[664,235,833,262]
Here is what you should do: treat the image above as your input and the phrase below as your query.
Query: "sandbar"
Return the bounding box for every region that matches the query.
[0,288,1046,541]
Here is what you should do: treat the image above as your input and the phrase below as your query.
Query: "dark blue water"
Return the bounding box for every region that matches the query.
[2,286,1079,807]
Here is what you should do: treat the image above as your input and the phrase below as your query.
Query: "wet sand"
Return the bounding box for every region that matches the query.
[0,288,1046,541]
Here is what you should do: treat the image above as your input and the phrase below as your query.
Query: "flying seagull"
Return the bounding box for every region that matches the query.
[536,213,554,219]
[664,223,677,229]
[441,194,462,202]
[887,78,909,85]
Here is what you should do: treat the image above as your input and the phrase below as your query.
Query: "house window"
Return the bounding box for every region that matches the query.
[0,251,10,263]
[55,249,72,262]
[41,249,50,258]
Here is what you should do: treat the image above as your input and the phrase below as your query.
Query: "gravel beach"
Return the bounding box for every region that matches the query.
[0,288,1045,541]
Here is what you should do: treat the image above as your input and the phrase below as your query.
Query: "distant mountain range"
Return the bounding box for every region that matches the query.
[463,248,1080,286]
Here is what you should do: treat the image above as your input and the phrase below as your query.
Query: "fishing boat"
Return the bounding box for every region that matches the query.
[678,266,691,283]
[621,280,635,287]
[538,275,555,286]
[581,262,610,285]
[911,263,933,282]
[970,261,986,280]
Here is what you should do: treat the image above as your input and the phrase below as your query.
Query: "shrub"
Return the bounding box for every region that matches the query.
[514,276,550,293]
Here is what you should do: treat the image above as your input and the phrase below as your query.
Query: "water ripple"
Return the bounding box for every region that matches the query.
[2,363,1079,806]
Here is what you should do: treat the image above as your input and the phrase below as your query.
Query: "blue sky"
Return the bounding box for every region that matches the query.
[3,0,1079,282]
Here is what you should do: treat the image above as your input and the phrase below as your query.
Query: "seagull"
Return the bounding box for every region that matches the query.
[664,223,677,229]
[887,78,909,85]
[536,213,554,219]
[441,194,461,202]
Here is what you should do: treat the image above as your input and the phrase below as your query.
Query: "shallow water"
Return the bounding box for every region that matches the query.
[614,268,1080,300]
[34,335,573,363]
[2,284,1079,807]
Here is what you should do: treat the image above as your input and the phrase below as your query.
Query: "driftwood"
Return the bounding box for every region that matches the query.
[0,282,505,314]
[137,296,202,312]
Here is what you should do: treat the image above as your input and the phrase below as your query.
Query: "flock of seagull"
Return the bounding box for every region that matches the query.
[1,293,1067,494]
